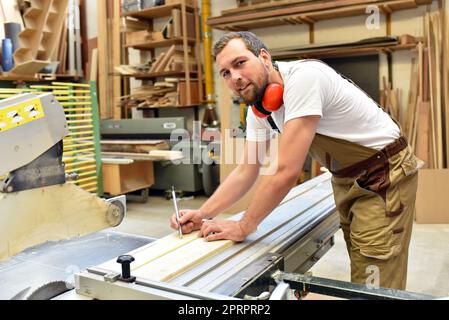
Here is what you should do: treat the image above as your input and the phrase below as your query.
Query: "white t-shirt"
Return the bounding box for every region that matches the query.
[246,60,400,150]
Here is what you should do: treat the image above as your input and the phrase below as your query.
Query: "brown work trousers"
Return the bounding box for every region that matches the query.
[309,133,421,290]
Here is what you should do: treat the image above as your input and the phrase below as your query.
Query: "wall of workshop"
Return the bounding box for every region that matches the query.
[209,0,441,130]
[86,0,98,39]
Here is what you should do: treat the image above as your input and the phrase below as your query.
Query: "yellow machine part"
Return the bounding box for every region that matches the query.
[0,184,119,262]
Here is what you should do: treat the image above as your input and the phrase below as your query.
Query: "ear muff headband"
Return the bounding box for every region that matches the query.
[251,83,284,118]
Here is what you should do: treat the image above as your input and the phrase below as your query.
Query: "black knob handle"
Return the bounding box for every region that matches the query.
[117,255,135,282]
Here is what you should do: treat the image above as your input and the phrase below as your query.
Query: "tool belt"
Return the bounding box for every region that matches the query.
[330,136,408,201]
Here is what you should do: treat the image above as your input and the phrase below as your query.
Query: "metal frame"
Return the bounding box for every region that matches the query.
[273,271,436,300]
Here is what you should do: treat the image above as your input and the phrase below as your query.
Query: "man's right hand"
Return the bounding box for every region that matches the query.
[170,209,207,235]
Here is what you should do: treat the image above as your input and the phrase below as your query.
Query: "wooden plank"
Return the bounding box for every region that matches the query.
[101,140,167,145]
[79,0,89,75]
[75,0,83,76]
[154,45,176,72]
[133,237,234,281]
[425,13,437,169]
[124,37,195,50]
[98,174,333,281]
[102,150,183,161]
[181,0,191,105]
[101,141,169,153]
[407,56,418,147]
[418,42,423,100]
[89,48,98,82]
[442,8,449,168]
[97,0,109,119]
[421,48,429,104]
[172,8,182,38]
[98,233,199,272]
[101,157,134,165]
[194,3,203,106]
[222,0,315,16]
[415,101,430,167]
[432,13,443,168]
[112,0,122,119]
[148,52,166,73]
[10,61,51,75]
[68,0,76,75]
[56,20,68,74]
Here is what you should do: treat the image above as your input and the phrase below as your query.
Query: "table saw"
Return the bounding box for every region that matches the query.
[0,93,126,282]
[0,93,437,300]
[67,172,435,300]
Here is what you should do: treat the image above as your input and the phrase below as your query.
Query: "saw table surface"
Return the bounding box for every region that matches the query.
[0,230,154,300]
[80,173,339,299]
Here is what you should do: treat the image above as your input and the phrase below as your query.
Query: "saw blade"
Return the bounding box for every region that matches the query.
[12,281,74,300]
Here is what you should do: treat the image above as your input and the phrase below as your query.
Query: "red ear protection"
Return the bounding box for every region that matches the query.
[251,83,284,118]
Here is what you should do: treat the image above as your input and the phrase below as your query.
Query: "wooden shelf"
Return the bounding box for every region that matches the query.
[0,73,40,82]
[136,104,201,110]
[0,72,82,82]
[23,7,43,19]
[122,2,195,20]
[115,0,204,118]
[116,70,198,79]
[271,38,419,59]
[125,38,196,50]
[207,0,433,30]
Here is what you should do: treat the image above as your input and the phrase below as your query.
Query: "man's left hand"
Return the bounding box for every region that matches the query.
[199,220,251,242]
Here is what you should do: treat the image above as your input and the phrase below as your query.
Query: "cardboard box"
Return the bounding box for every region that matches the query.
[415,169,449,223]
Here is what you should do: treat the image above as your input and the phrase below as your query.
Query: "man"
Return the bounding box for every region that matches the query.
[170,31,422,290]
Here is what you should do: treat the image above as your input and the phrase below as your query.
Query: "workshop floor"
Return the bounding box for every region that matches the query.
[115,194,449,299]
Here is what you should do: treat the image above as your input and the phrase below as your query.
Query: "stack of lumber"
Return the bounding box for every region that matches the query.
[114,49,197,77]
[122,79,179,108]
[404,9,449,169]
[378,36,420,128]
[121,77,200,108]
[149,46,197,74]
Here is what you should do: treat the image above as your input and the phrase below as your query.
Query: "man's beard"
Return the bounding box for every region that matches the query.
[239,70,269,105]
[241,82,267,106]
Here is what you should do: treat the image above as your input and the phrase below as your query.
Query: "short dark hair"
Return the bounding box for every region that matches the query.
[213,31,268,60]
